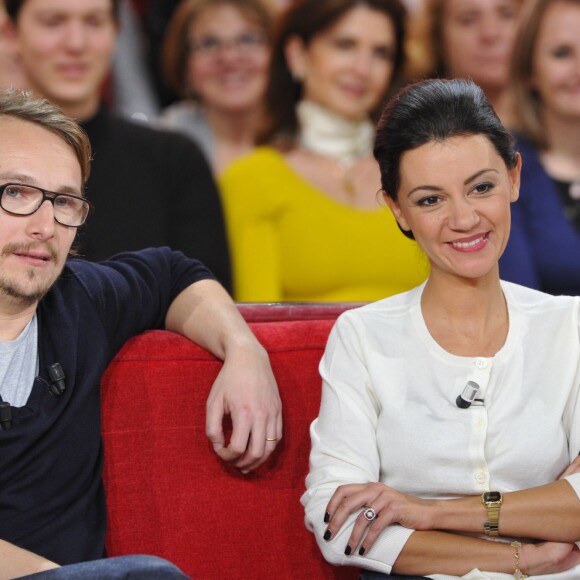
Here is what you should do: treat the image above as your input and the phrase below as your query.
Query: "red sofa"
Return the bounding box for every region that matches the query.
[101,304,361,579]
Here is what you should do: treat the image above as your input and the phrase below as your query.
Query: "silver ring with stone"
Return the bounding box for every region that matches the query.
[363,507,377,522]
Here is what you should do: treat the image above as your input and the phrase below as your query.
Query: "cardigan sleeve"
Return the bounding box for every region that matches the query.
[301,313,414,574]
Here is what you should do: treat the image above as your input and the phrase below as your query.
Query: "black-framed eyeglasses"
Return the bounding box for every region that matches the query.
[0,183,93,227]
[187,32,267,57]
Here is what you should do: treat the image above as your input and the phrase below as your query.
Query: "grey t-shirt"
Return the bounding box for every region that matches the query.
[0,315,38,407]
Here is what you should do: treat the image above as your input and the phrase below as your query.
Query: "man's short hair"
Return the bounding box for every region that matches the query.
[4,0,120,22]
[0,89,92,185]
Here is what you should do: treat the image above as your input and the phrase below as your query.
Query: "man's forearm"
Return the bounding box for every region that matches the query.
[164,279,265,360]
[0,539,59,580]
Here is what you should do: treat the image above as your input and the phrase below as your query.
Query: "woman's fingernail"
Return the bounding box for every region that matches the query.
[344,545,352,556]
[323,530,332,541]
[324,512,330,523]
[359,546,366,556]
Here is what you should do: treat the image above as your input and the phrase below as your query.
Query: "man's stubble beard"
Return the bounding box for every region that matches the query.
[0,241,61,308]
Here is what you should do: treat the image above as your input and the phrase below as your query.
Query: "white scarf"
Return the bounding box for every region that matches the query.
[296,100,374,165]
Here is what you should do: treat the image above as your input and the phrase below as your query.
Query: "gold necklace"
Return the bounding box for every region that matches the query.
[328,158,357,200]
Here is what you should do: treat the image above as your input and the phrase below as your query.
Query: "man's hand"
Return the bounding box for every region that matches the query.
[205,342,282,473]
[165,279,283,474]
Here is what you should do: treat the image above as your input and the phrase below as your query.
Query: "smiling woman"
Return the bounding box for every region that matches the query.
[158,0,275,176]
[385,134,519,284]
[301,79,580,579]
[219,0,428,303]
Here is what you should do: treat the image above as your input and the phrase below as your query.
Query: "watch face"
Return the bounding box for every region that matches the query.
[484,491,502,502]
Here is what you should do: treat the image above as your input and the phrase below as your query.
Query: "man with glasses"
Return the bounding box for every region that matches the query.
[4,0,232,292]
[0,90,281,578]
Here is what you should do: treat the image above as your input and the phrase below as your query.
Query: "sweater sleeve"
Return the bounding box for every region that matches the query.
[301,313,414,574]
[69,247,214,355]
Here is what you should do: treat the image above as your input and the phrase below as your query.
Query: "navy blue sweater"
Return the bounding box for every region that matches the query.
[0,248,212,565]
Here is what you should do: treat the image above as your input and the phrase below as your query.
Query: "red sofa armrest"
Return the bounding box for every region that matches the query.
[101,318,359,579]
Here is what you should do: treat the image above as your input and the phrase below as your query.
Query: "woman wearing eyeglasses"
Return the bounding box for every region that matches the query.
[158,0,275,176]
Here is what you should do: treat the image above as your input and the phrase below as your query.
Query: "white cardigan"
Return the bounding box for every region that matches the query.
[302,281,580,579]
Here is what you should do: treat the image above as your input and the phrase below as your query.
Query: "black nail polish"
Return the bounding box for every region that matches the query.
[344,545,352,556]
[324,511,330,523]
[323,530,332,541]
[359,547,366,556]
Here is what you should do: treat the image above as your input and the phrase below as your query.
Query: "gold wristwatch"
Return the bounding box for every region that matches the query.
[481,491,502,536]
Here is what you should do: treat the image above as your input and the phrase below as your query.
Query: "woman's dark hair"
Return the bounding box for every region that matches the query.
[260,0,407,146]
[374,79,517,237]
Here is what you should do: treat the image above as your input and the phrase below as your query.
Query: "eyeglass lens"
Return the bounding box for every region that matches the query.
[190,32,266,56]
[1,184,89,227]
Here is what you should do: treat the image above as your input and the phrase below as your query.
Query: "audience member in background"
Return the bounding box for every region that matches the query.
[220,0,428,303]
[406,0,521,127]
[303,78,580,580]
[158,0,275,176]
[5,0,232,291]
[499,0,580,296]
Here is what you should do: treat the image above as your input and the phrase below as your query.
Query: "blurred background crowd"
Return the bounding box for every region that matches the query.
[1,0,578,300]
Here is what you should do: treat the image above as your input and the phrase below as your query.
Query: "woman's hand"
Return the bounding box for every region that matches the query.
[521,541,580,576]
[323,483,437,555]
[558,454,580,479]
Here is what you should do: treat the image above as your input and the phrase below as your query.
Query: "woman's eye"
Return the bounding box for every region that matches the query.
[552,45,573,59]
[473,182,493,194]
[333,38,355,50]
[499,7,517,21]
[456,12,479,26]
[418,196,440,207]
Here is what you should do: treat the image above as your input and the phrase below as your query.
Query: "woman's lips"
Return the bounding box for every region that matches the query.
[449,232,489,252]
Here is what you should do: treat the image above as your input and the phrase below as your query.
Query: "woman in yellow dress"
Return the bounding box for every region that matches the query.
[220,0,428,302]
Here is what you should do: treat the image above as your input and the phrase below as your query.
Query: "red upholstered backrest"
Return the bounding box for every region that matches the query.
[101,319,359,579]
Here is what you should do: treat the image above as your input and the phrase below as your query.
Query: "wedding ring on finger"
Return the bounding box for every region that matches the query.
[265,437,278,442]
[363,507,377,522]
